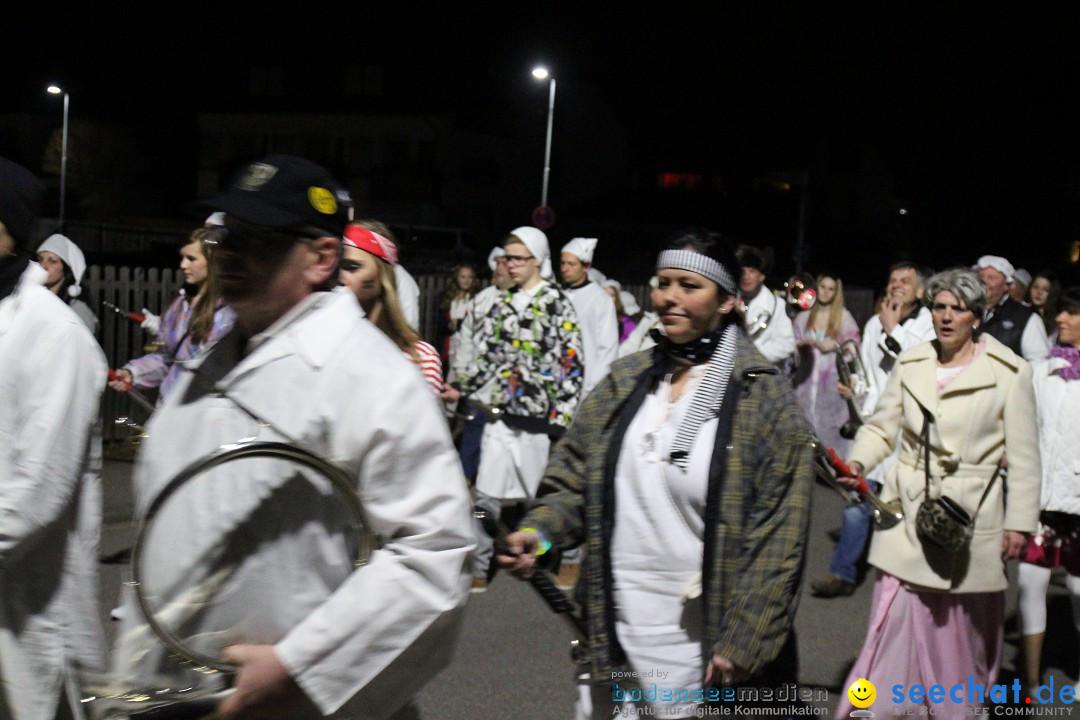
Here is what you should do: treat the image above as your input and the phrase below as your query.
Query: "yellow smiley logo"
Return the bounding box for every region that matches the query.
[847,678,876,709]
[308,186,337,215]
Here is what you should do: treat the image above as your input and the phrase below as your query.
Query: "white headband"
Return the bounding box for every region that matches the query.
[656,249,737,295]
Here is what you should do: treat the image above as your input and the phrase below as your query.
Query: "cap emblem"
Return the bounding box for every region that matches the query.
[308,186,337,215]
[238,163,278,191]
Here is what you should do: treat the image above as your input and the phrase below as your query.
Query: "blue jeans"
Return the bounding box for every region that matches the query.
[828,480,881,585]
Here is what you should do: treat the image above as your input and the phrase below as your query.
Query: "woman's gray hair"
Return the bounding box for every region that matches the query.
[924,268,987,318]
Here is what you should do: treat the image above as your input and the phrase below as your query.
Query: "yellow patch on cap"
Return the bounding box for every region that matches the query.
[308,186,337,215]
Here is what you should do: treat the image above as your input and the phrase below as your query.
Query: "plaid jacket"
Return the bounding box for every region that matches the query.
[522,331,814,681]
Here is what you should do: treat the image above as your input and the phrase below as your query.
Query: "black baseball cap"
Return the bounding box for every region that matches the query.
[198,155,353,237]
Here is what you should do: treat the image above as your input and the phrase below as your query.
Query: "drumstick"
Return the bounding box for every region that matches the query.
[107,369,156,413]
[102,300,146,324]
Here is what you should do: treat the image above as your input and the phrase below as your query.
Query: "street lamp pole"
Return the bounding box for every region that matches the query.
[532,67,556,209]
[47,85,69,230]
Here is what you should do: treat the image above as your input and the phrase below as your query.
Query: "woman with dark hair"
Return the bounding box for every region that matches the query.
[792,272,860,452]
[835,267,1040,716]
[36,233,97,333]
[498,228,814,718]
[438,263,478,370]
[1017,286,1080,698]
[339,222,443,394]
[108,227,235,405]
[1027,270,1062,339]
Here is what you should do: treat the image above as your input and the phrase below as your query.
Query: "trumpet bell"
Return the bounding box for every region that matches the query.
[784,273,817,310]
[872,499,904,530]
[809,439,904,530]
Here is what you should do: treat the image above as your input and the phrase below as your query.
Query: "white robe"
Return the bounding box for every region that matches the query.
[563,281,619,401]
[0,263,107,720]
[112,288,474,720]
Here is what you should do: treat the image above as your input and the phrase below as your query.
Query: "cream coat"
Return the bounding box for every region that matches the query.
[850,335,1040,593]
[0,264,107,720]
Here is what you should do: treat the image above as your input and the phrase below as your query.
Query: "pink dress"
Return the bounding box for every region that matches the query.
[791,308,859,453]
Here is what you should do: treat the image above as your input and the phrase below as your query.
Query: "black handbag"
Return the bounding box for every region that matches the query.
[913,408,997,553]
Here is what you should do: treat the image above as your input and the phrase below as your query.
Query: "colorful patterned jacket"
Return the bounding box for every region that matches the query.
[455,282,584,436]
[521,330,814,681]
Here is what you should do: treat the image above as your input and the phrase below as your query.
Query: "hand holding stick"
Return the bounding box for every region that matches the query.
[107,369,156,413]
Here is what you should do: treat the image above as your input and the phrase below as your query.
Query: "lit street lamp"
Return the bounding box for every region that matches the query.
[46,85,69,230]
[532,67,556,211]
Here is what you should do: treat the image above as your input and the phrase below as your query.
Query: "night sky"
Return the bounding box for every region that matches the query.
[5,4,1080,287]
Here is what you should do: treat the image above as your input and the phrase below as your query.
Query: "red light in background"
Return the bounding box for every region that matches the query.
[658,173,702,189]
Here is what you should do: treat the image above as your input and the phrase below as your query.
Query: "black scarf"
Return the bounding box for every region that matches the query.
[649,326,724,364]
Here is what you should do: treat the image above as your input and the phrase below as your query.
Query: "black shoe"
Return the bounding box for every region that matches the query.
[810,575,855,598]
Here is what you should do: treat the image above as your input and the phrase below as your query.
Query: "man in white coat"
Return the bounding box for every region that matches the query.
[554,237,618,590]
[812,260,935,598]
[559,237,618,401]
[0,157,108,720]
[735,244,795,367]
[111,155,474,720]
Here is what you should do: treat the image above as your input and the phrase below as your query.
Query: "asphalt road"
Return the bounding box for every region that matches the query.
[96,456,1080,719]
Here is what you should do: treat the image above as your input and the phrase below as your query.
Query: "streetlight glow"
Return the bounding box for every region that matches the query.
[45,85,70,230]
[530,68,556,211]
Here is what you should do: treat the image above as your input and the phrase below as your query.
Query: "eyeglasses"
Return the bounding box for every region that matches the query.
[504,254,535,266]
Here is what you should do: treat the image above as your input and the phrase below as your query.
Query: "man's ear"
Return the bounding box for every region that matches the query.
[305,236,341,288]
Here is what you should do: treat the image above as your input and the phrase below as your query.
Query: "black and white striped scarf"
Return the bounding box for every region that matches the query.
[663,322,738,469]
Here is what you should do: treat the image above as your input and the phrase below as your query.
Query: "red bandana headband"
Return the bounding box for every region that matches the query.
[343,225,398,265]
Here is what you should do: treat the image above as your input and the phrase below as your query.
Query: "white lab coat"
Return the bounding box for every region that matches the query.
[112,288,474,720]
[0,263,107,720]
[563,281,619,400]
[742,288,795,365]
[393,264,420,331]
[858,307,935,417]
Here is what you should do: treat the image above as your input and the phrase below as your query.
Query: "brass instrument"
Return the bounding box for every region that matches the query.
[810,440,902,530]
[784,272,817,310]
[81,441,376,720]
[835,339,870,440]
[744,274,817,339]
